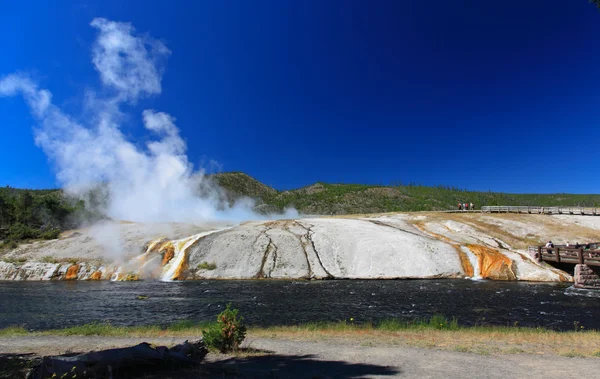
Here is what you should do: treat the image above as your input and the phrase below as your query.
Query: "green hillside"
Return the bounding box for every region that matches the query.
[210,172,277,200]
[214,173,600,215]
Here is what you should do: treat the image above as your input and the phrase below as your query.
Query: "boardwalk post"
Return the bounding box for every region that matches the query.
[537,246,542,262]
[578,248,584,265]
[556,247,560,263]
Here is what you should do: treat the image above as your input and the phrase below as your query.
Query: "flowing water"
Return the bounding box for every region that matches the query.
[1,280,598,331]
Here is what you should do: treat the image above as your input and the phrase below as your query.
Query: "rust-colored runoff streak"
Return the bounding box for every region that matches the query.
[467,244,516,280]
[64,264,80,280]
[88,271,102,280]
[171,238,202,281]
[173,260,188,281]
[161,244,175,266]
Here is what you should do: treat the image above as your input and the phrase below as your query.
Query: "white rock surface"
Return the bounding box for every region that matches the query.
[2,212,595,282]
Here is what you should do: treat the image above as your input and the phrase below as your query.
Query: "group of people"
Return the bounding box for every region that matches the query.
[544,241,596,257]
[545,241,587,249]
[457,202,474,211]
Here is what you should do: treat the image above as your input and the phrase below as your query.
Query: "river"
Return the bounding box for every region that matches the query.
[1,280,598,331]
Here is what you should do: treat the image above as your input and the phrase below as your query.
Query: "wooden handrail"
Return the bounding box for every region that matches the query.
[531,244,600,267]
[481,206,599,216]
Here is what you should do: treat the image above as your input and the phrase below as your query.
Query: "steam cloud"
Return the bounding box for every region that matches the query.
[0,18,295,224]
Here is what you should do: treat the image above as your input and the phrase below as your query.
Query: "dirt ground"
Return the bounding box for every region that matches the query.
[1,335,597,378]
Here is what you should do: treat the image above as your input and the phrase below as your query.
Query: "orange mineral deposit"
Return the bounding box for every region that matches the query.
[467,244,516,280]
[65,264,80,280]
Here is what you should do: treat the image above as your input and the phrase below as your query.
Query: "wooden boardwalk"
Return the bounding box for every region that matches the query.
[529,243,600,267]
[481,206,600,215]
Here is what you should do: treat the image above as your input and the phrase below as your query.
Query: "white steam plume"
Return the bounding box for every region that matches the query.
[0,18,295,224]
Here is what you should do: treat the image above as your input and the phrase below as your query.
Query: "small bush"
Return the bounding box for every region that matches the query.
[202,304,247,353]
[429,313,459,330]
[41,256,58,263]
[1,241,19,250]
[198,261,217,270]
[1,256,27,264]
[40,229,60,240]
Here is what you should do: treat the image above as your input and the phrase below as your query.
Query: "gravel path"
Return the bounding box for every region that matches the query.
[1,335,596,378]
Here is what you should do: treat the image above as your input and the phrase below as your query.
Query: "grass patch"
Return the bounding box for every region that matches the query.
[41,256,58,263]
[0,321,213,338]
[197,261,217,270]
[298,314,459,332]
[42,322,163,337]
[453,345,470,353]
[0,256,27,264]
[0,241,18,250]
[166,320,212,332]
[2,315,600,358]
[560,350,586,358]
[0,326,29,337]
[251,317,600,358]
[505,347,526,354]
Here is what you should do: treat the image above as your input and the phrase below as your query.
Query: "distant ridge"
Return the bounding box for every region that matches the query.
[209,172,600,215]
[210,172,277,199]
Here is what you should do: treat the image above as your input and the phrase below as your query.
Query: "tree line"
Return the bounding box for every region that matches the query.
[0,187,89,248]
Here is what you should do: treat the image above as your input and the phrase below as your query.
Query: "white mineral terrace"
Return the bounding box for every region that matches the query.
[2,212,598,282]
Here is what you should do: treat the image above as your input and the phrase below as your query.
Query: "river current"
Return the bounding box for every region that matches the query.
[1,280,598,331]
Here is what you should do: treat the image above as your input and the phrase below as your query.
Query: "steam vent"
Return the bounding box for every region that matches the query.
[2,212,594,282]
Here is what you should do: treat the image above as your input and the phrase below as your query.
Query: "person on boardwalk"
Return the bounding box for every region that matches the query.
[458,203,462,210]
[470,202,474,210]
[545,240,554,254]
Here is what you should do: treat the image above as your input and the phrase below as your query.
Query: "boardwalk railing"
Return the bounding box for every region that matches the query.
[481,206,599,215]
[528,243,600,267]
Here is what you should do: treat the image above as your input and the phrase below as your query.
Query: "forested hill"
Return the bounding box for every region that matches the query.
[213,172,600,215]
[2,173,600,246]
[0,187,90,248]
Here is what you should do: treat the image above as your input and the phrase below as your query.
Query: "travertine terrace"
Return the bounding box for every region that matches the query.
[2,212,597,282]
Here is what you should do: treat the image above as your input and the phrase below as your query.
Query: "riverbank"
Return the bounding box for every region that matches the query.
[2,319,600,358]
[2,329,599,378]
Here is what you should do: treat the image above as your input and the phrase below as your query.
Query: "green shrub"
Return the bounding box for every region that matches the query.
[202,303,247,353]
[197,261,217,270]
[429,313,459,330]
[7,223,40,240]
[40,228,60,240]
[1,256,27,264]
[41,256,58,263]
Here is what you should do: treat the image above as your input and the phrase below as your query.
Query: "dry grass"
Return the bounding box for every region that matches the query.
[249,326,600,358]
[2,321,599,358]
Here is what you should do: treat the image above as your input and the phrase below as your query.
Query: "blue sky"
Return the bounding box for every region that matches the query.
[1,0,599,193]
